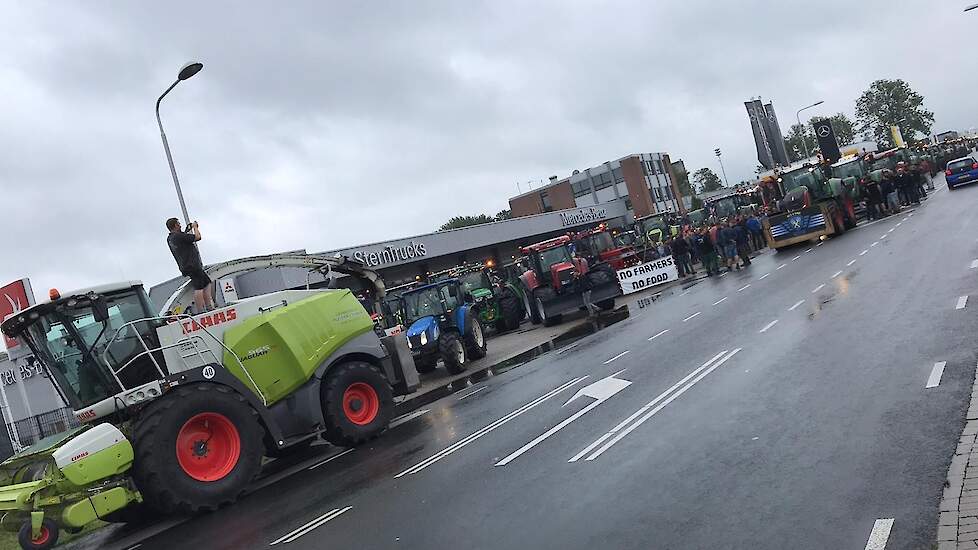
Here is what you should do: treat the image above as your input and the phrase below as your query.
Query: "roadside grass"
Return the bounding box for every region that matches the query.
[0,521,106,549]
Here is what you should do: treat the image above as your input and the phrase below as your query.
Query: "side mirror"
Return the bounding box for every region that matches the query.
[89,294,110,323]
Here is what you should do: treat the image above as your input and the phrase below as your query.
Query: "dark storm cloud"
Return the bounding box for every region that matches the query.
[0,0,973,306]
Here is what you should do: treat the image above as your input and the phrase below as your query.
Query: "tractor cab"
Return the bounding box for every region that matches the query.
[520,236,588,292]
[1,282,166,412]
[572,225,639,270]
[400,279,485,374]
[775,164,832,211]
[633,213,675,245]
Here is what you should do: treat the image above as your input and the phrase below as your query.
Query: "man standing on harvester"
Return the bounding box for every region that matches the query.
[166,217,216,312]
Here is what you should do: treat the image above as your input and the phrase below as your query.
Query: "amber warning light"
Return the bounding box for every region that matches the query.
[49,288,60,300]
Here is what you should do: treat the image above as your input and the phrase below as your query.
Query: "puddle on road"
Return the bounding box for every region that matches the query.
[393,307,630,414]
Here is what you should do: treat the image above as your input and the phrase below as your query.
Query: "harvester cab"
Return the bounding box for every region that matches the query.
[0,253,421,549]
[401,279,487,375]
[518,236,619,326]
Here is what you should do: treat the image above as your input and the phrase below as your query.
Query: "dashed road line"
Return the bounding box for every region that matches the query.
[270,507,353,545]
[832,271,843,278]
[791,255,801,261]
[395,376,588,477]
[649,329,669,341]
[880,234,888,239]
[816,241,825,247]
[926,361,947,388]
[308,448,355,470]
[859,249,868,256]
[758,320,778,333]
[847,259,857,266]
[871,241,879,247]
[888,228,895,233]
[389,409,431,428]
[679,289,692,296]
[788,300,805,311]
[957,296,969,310]
[719,272,728,278]
[895,222,902,227]
[804,248,813,253]
[682,312,701,322]
[738,284,751,292]
[758,273,770,280]
[712,297,728,306]
[603,351,630,364]
[902,217,908,221]
[457,387,488,400]
[811,284,825,293]
[557,342,581,354]
[863,518,894,550]
[777,263,786,270]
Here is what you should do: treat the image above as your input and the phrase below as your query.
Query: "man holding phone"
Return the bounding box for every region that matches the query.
[166,217,215,313]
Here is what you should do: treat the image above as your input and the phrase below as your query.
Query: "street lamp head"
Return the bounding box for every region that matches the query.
[812,100,824,107]
[177,62,203,81]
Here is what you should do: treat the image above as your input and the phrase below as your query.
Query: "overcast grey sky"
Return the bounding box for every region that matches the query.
[0,0,973,305]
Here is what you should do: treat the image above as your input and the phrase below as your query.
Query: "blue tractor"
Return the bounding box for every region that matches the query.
[399,279,487,374]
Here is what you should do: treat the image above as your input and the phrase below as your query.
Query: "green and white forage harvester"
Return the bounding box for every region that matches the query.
[0,253,419,549]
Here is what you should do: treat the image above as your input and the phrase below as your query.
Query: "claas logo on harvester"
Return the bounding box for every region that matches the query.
[180,308,238,334]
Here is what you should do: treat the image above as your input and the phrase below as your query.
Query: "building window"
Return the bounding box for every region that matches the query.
[571,179,591,198]
[624,197,633,211]
[663,185,673,200]
[540,191,553,212]
[593,172,613,191]
[654,159,664,174]
[612,167,624,183]
[653,187,661,202]
[645,160,655,174]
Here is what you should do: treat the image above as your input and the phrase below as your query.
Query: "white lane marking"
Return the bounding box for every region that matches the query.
[758,320,778,333]
[648,329,669,341]
[457,387,488,400]
[817,241,825,247]
[895,222,902,227]
[791,255,801,261]
[307,448,355,470]
[859,249,868,256]
[832,271,843,278]
[871,241,879,247]
[719,272,728,278]
[713,297,728,306]
[390,409,430,428]
[557,342,580,354]
[271,507,353,545]
[496,374,631,466]
[908,212,914,217]
[568,432,614,462]
[880,234,888,239]
[759,273,770,280]
[395,377,587,477]
[847,259,857,266]
[582,349,742,461]
[971,259,978,269]
[679,289,692,296]
[682,312,701,322]
[812,284,825,293]
[957,296,969,310]
[788,300,805,311]
[926,361,947,388]
[777,263,786,270]
[901,217,908,221]
[603,350,630,364]
[863,518,894,550]
[738,284,751,292]
[804,248,813,253]
[887,228,895,233]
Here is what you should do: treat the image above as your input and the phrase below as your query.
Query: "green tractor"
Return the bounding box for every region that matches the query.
[0,254,418,549]
[435,265,525,333]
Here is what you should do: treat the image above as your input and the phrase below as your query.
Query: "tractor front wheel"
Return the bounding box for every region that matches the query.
[497,288,523,331]
[322,361,394,446]
[18,518,58,550]
[439,332,467,374]
[413,353,438,373]
[131,383,264,515]
[463,312,487,360]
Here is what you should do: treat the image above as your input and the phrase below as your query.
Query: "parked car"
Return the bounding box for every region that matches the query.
[946,157,978,190]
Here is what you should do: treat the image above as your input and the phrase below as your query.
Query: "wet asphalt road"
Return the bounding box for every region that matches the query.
[120,170,978,550]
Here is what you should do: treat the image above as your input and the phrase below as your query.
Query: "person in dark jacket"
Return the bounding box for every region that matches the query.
[720,222,741,271]
[734,222,751,266]
[166,218,215,312]
[695,228,719,276]
[670,235,693,277]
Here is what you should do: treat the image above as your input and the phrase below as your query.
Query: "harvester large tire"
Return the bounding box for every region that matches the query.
[534,288,562,327]
[463,312,487,360]
[439,331,467,375]
[497,288,523,331]
[321,361,394,447]
[18,518,58,550]
[131,383,264,515]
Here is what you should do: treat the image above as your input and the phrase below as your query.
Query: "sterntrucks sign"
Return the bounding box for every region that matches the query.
[616,256,678,294]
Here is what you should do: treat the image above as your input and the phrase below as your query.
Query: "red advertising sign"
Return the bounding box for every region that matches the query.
[0,279,35,357]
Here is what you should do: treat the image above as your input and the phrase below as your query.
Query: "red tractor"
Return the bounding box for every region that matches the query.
[571,224,642,270]
[517,235,620,326]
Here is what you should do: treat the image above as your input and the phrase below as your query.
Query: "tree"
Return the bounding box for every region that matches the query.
[495,209,512,220]
[673,164,694,196]
[692,167,723,193]
[784,123,816,162]
[439,214,496,231]
[855,79,934,148]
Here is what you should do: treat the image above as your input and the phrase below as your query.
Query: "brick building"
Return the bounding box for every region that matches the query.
[508,153,684,220]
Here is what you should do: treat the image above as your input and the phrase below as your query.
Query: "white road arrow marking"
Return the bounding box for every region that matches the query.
[863,518,894,550]
[495,374,632,466]
[957,296,969,310]
[926,361,947,388]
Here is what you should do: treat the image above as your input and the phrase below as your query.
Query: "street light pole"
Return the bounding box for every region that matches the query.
[795,100,824,161]
[156,62,203,226]
[714,148,729,187]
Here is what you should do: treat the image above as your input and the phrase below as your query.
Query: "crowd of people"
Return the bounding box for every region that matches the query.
[647,213,768,278]
[859,161,932,221]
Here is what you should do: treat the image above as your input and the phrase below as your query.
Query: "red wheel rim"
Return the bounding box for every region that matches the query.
[342,382,380,426]
[31,526,50,545]
[176,412,241,482]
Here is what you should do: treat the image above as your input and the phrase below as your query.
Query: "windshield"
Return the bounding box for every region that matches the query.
[403,286,446,320]
[21,288,155,408]
[637,216,667,236]
[538,246,572,269]
[949,159,974,172]
[713,199,737,218]
[458,271,490,293]
[781,170,817,193]
[832,160,864,179]
[583,232,615,253]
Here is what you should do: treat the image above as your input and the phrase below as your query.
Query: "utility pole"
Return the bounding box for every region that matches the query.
[714,148,730,187]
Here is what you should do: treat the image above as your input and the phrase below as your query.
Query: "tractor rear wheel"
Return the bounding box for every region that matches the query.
[497,288,523,331]
[321,361,394,446]
[131,383,264,515]
[463,312,487,360]
[18,518,58,550]
[439,331,467,374]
